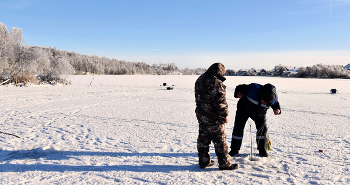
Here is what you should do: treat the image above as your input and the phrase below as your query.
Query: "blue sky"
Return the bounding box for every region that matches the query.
[1,0,349,70]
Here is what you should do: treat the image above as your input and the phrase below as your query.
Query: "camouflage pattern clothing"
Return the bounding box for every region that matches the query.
[195,63,232,168]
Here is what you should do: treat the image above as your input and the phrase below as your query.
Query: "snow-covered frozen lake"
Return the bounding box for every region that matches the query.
[1,75,349,184]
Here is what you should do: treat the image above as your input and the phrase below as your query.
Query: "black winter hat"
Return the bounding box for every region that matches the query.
[261,93,275,104]
[260,83,276,104]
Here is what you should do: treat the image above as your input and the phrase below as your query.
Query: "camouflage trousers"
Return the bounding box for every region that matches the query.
[197,123,232,168]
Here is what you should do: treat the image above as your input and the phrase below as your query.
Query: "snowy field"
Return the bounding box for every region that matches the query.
[1,75,349,185]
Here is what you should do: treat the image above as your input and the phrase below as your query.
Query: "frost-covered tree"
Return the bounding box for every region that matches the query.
[0,23,9,76]
[181,67,193,75]
[225,69,236,76]
[0,25,36,84]
[18,46,50,76]
[308,64,322,77]
[296,67,309,77]
[8,27,25,69]
[274,64,287,76]
[36,56,75,84]
[247,68,257,76]
[0,23,9,56]
[322,64,350,78]
[50,57,75,77]
[298,64,350,79]
[34,47,51,75]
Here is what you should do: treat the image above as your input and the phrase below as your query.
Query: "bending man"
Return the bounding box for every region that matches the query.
[229,83,281,157]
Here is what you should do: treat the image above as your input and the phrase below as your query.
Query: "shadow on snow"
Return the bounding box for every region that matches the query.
[0,148,212,173]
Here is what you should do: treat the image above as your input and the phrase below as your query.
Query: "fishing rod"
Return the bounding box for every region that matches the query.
[250,122,270,161]
[0,131,20,138]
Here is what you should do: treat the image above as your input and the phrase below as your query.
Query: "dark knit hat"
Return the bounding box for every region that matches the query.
[261,92,275,104]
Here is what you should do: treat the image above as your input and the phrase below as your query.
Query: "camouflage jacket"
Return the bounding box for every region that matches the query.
[195,63,229,124]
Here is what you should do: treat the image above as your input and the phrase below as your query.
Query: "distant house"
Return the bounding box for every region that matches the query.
[225,69,236,76]
[282,67,300,77]
[285,66,296,71]
[257,69,269,76]
[238,69,249,73]
[237,69,249,75]
[282,71,298,77]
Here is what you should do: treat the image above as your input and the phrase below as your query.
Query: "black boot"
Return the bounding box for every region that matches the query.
[228,150,239,157]
[219,164,238,170]
[259,150,268,157]
[200,160,215,169]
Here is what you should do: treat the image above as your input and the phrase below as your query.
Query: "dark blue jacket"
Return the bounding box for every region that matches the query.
[234,83,281,114]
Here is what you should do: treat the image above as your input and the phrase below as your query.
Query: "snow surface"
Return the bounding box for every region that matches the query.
[1,75,349,184]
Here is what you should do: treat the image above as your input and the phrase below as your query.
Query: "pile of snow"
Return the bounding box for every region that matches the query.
[1,75,349,184]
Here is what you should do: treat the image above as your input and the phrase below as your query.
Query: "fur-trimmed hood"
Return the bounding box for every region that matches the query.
[205,63,226,82]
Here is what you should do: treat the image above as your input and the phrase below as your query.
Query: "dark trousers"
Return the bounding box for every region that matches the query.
[230,110,268,151]
[197,123,232,168]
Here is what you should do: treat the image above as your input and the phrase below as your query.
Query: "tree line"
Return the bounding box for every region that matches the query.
[0,22,206,85]
[226,64,350,79]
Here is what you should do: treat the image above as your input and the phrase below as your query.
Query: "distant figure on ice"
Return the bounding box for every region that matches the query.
[195,63,238,170]
[229,83,281,157]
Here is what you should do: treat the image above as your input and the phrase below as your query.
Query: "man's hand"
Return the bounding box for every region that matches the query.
[225,116,229,123]
[274,109,281,115]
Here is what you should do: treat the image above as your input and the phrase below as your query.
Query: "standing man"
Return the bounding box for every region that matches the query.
[229,83,281,157]
[195,63,238,170]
